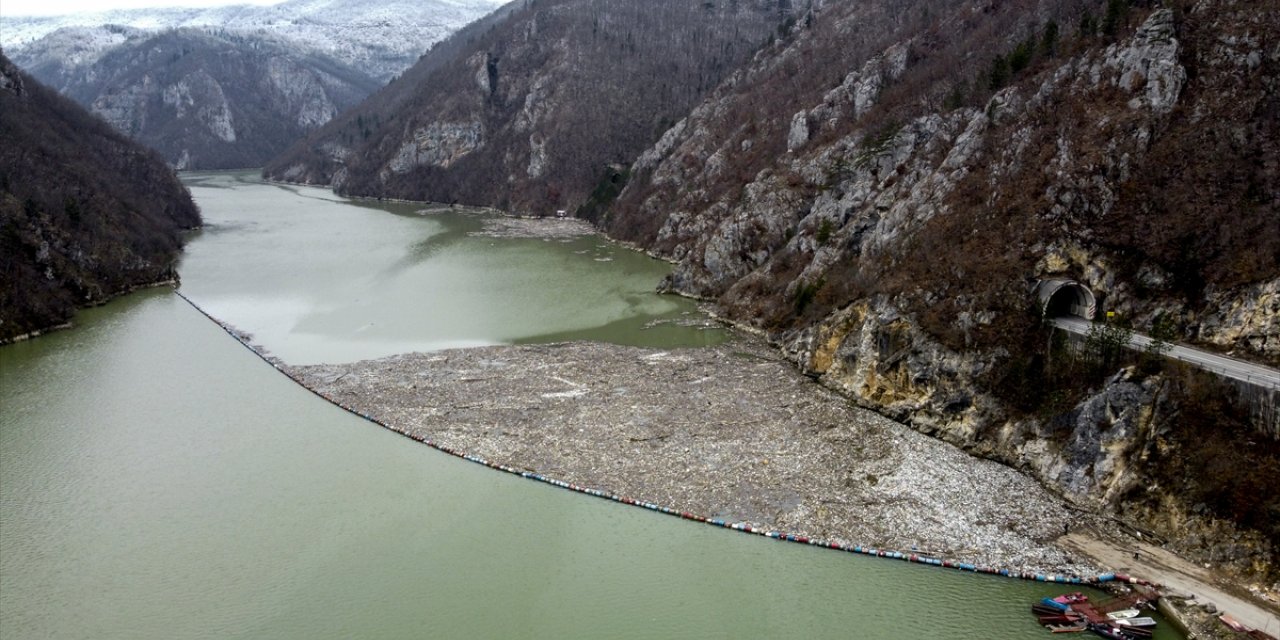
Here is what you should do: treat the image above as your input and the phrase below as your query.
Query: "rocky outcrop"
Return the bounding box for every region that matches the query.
[385,121,484,174]
[1197,278,1280,361]
[0,53,200,341]
[780,297,1160,502]
[264,56,339,129]
[158,71,237,143]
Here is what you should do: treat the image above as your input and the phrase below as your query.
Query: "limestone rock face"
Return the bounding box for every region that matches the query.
[787,111,810,152]
[780,297,1161,513]
[387,121,485,173]
[1198,278,1280,359]
[1041,372,1160,504]
[160,71,237,143]
[1103,7,1186,114]
[264,56,339,129]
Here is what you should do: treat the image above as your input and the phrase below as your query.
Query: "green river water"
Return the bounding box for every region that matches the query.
[0,172,1182,638]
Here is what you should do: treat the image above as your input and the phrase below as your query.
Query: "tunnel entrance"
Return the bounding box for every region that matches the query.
[1034,278,1097,320]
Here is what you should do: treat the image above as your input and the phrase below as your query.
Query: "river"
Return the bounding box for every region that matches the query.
[0,172,1182,638]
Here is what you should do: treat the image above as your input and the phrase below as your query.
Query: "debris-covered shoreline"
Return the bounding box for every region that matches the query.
[288,336,1106,577]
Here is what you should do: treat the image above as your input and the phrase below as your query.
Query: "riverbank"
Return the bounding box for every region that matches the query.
[0,277,179,345]
[1061,533,1280,636]
[286,334,1109,577]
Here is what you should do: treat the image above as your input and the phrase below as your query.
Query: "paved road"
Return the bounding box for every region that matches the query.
[1049,316,1280,390]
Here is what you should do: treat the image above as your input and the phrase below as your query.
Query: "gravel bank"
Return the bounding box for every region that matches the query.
[288,337,1103,576]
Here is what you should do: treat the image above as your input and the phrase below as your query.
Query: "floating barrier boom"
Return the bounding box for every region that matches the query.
[173,290,1155,589]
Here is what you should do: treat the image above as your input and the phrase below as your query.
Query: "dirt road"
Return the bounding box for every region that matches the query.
[1060,533,1280,635]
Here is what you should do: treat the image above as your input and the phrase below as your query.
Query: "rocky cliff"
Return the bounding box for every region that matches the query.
[0,54,200,341]
[264,0,792,214]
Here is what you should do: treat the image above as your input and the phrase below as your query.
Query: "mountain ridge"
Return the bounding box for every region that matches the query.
[2,0,505,82]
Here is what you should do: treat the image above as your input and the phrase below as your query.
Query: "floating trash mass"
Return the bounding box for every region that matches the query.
[174,290,1156,589]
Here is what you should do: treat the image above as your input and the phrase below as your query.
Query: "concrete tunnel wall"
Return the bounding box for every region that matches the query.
[1035,278,1098,320]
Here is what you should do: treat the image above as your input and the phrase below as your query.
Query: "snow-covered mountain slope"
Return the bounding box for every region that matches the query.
[2,0,505,81]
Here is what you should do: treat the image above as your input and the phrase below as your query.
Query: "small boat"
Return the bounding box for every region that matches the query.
[1107,609,1141,620]
[1087,623,1130,639]
[1054,592,1089,605]
[1040,597,1071,612]
[1040,615,1084,625]
[1114,617,1156,628]
[1046,623,1088,633]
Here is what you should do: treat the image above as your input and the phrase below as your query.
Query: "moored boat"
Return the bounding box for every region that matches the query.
[1054,592,1089,605]
[1113,617,1156,628]
[1046,623,1088,633]
[1087,623,1130,639]
[1040,615,1084,625]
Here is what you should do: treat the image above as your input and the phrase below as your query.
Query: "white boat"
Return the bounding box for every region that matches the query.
[1114,617,1157,628]
[1106,609,1140,620]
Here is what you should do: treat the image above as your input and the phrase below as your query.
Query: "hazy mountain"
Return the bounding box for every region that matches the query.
[3,0,506,82]
[265,0,792,214]
[0,53,200,341]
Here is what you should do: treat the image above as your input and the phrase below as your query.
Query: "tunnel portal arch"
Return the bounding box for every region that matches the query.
[1034,278,1097,320]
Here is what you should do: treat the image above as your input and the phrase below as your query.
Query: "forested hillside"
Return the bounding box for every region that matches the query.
[0,54,200,341]
[264,0,791,214]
